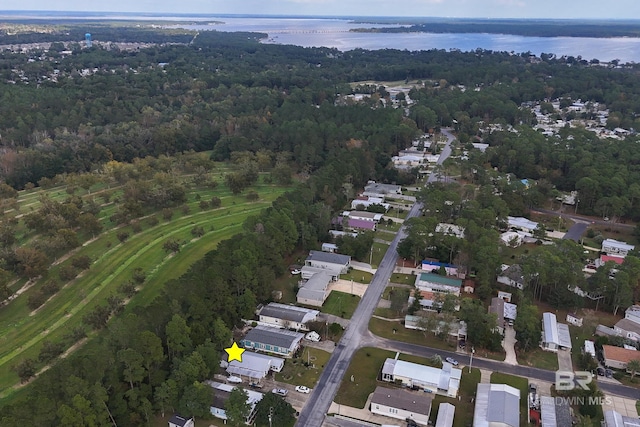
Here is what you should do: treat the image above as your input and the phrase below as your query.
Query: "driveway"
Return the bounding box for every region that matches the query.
[557,349,573,373]
[503,326,518,365]
[563,222,588,242]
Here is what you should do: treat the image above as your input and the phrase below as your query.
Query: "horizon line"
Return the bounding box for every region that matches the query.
[1,11,640,22]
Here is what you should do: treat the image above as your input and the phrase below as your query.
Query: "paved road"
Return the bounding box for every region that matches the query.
[370,335,640,400]
[563,222,588,241]
[295,130,456,427]
[532,208,634,230]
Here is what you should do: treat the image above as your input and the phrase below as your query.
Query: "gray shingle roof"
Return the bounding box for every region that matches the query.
[371,386,433,416]
[243,326,304,350]
[307,250,350,266]
[259,303,318,323]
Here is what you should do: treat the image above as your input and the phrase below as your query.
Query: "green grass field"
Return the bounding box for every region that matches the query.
[321,291,360,319]
[274,347,331,388]
[0,179,288,398]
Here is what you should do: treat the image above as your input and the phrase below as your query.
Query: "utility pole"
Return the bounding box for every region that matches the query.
[269,407,273,427]
[469,346,475,373]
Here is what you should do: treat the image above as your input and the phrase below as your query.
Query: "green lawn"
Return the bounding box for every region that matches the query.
[0,183,288,397]
[490,372,529,427]
[390,272,417,285]
[517,348,559,371]
[334,347,444,409]
[429,368,481,427]
[637,400,640,416]
[340,270,373,284]
[321,291,360,319]
[274,347,331,388]
[368,317,456,351]
[370,242,389,267]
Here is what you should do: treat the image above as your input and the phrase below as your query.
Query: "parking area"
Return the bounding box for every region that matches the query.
[254,376,313,412]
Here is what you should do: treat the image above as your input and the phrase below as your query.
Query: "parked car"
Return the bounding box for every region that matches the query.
[445,357,459,366]
[295,385,310,394]
[596,367,605,376]
[272,388,288,396]
[291,269,301,275]
[605,369,613,378]
[305,331,321,342]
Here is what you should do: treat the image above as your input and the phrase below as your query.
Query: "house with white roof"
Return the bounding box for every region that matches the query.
[258,303,319,331]
[168,415,194,427]
[603,410,640,427]
[507,216,539,233]
[584,340,596,358]
[435,402,456,427]
[301,250,350,280]
[541,312,572,352]
[381,358,462,398]
[241,326,304,358]
[613,305,640,342]
[363,182,402,198]
[602,238,635,258]
[296,272,332,307]
[222,351,285,380]
[436,223,466,239]
[473,383,520,427]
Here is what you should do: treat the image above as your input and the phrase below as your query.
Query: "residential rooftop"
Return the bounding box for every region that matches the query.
[371,386,433,416]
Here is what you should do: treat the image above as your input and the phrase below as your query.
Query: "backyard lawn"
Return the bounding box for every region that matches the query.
[390,272,417,286]
[429,368,481,427]
[341,269,373,284]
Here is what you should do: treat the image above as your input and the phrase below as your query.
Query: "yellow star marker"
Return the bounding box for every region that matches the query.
[225,342,245,363]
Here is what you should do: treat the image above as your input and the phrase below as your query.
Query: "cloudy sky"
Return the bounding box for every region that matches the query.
[5,0,640,19]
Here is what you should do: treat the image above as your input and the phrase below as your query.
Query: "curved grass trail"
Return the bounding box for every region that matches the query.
[0,187,286,396]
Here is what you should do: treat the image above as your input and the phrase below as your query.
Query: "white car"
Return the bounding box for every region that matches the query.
[445,357,459,366]
[272,388,288,396]
[295,385,310,394]
[291,269,301,275]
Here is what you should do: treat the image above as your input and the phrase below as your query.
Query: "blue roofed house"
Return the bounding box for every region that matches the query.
[241,325,304,358]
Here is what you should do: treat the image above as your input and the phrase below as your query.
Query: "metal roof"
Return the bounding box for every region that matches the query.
[259,303,319,324]
[543,312,560,346]
[382,358,461,395]
[615,318,640,335]
[225,351,285,379]
[371,386,433,416]
[306,250,350,266]
[603,410,640,427]
[418,272,462,287]
[540,396,557,427]
[435,403,455,427]
[168,415,192,427]
[557,323,573,349]
[243,326,304,350]
[473,383,520,427]
[508,216,539,231]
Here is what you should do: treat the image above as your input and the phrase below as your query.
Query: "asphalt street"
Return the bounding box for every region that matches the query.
[563,222,588,241]
[295,129,456,427]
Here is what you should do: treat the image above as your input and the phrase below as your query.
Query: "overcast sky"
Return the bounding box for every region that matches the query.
[4,0,640,20]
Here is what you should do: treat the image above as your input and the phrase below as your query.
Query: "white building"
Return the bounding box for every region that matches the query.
[603,410,640,427]
[507,216,539,233]
[370,386,432,426]
[381,358,462,397]
[258,303,319,331]
[208,381,263,425]
[473,383,520,427]
[412,272,462,310]
[168,415,194,427]
[435,402,456,427]
[602,238,635,258]
[497,264,525,290]
[584,340,596,358]
[297,272,332,307]
[302,250,351,280]
[223,351,285,380]
[436,223,466,239]
[541,312,572,352]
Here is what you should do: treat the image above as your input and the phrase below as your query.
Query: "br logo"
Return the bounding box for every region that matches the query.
[555,371,593,391]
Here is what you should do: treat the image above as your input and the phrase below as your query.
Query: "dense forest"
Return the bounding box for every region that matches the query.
[2,23,640,425]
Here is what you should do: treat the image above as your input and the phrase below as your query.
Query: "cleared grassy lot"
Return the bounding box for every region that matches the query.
[0,182,288,398]
[275,347,331,388]
[321,291,360,319]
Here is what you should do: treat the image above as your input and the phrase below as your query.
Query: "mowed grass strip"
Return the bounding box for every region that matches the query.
[0,187,286,393]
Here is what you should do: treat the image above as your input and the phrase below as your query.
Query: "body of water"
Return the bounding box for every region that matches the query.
[178,17,640,63]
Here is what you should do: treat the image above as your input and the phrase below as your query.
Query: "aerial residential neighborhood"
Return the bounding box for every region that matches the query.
[3,9,640,427]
